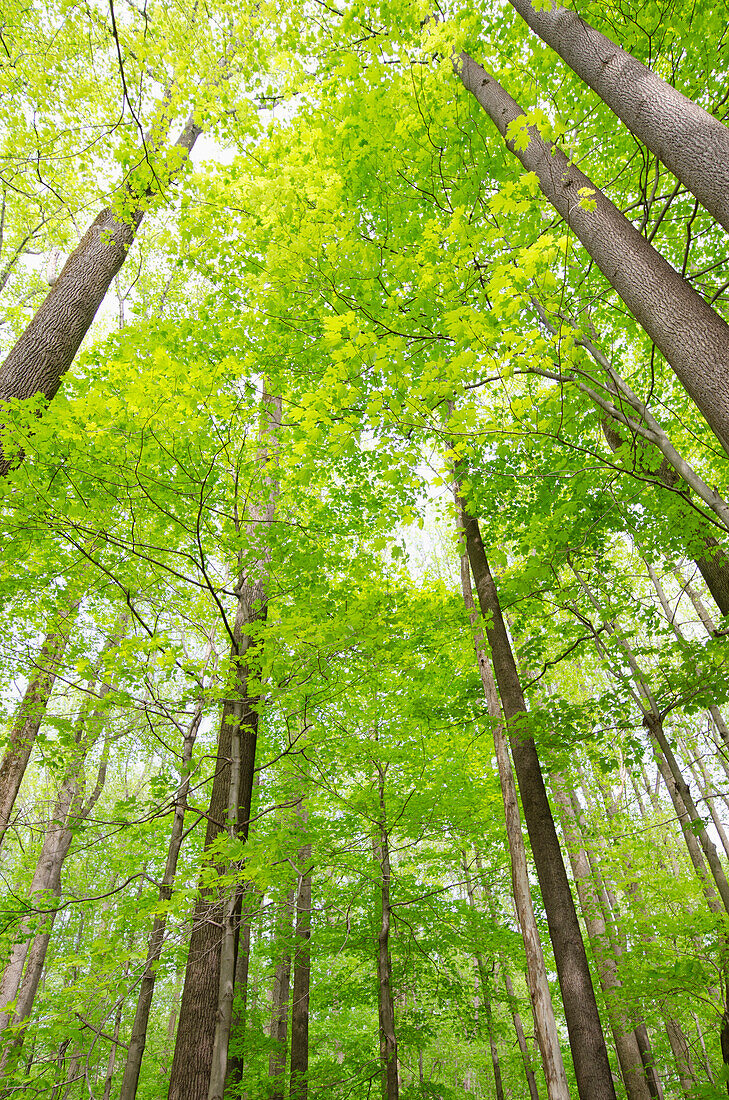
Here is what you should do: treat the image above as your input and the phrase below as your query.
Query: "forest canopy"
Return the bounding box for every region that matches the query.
[0,0,729,1097]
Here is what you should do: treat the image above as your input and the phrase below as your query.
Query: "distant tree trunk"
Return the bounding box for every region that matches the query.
[224,906,253,1092]
[458,550,569,1100]
[504,0,729,233]
[268,889,296,1100]
[0,115,202,474]
[0,599,80,848]
[552,778,652,1100]
[463,861,536,1100]
[601,424,729,616]
[456,53,729,456]
[501,968,541,1100]
[372,760,399,1100]
[664,1018,697,1096]
[119,701,203,1100]
[455,494,616,1100]
[0,707,112,1065]
[101,1000,124,1100]
[290,804,312,1100]
[168,387,281,1100]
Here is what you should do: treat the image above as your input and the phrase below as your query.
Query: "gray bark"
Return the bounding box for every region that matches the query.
[0,600,80,847]
[553,780,652,1100]
[456,495,614,1100]
[168,386,281,1100]
[119,702,203,1100]
[505,0,729,233]
[459,551,570,1100]
[456,53,729,456]
[0,115,201,474]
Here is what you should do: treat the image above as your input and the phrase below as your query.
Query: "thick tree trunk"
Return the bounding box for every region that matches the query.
[0,600,79,847]
[456,53,729,456]
[290,806,312,1100]
[168,388,281,1100]
[456,497,616,1100]
[459,552,569,1100]
[0,116,202,474]
[372,762,399,1100]
[118,702,203,1100]
[504,0,729,233]
[553,779,652,1100]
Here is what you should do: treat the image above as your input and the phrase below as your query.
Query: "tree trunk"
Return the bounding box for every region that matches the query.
[504,0,729,233]
[601,424,729,616]
[168,387,281,1100]
[290,805,312,1100]
[552,779,652,1100]
[0,115,202,474]
[0,599,79,848]
[664,1018,697,1095]
[372,762,399,1100]
[268,889,296,1100]
[502,967,541,1100]
[456,496,616,1100]
[456,53,729,456]
[459,552,569,1100]
[0,711,111,1068]
[464,862,539,1100]
[119,701,203,1100]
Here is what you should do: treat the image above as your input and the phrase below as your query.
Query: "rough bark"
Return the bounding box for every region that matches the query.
[168,387,281,1100]
[0,115,202,476]
[290,805,312,1100]
[456,53,729,456]
[456,498,615,1100]
[118,702,203,1100]
[459,552,570,1100]
[505,0,729,233]
[553,779,652,1100]
[0,599,80,848]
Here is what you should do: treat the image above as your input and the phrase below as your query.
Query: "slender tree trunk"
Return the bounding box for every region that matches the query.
[600,427,729,616]
[0,115,202,473]
[504,0,729,233]
[552,779,652,1100]
[290,804,312,1100]
[464,862,538,1100]
[119,702,203,1100]
[502,967,541,1100]
[267,889,295,1100]
[664,1018,697,1095]
[458,551,570,1100]
[0,600,79,848]
[168,387,281,1100]
[455,53,729,455]
[0,722,111,1071]
[372,762,399,1100]
[224,903,254,1093]
[456,496,615,1100]
[207,710,246,1100]
[102,1000,124,1100]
